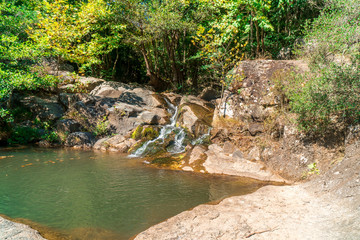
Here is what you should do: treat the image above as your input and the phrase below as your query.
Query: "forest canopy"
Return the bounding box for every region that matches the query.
[0,0,323,93]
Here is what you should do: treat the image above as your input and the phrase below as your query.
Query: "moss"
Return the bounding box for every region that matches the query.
[142,127,159,140]
[131,125,143,140]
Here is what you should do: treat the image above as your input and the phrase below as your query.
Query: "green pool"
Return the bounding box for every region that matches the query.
[0,147,265,239]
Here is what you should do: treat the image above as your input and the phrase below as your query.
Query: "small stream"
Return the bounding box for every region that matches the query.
[0,147,266,240]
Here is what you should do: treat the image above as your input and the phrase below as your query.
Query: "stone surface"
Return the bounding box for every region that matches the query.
[90,81,133,98]
[178,102,214,138]
[93,134,137,153]
[56,119,81,133]
[203,144,286,183]
[135,135,360,240]
[198,87,218,101]
[135,184,354,240]
[12,95,64,121]
[65,132,95,148]
[0,216,45,240]
[189,146,207,165]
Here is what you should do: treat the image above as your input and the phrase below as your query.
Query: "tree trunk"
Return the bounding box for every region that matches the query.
[254,21,260,57]
[140,44,165,91]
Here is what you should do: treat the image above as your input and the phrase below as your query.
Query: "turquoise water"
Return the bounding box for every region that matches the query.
[0,147,265,239]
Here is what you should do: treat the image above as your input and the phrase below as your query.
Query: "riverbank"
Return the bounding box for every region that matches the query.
[134,129,360,239]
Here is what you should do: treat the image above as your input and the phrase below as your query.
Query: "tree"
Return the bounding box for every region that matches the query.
[30,0,125,77]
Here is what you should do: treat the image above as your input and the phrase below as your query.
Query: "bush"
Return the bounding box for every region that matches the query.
[286,0,360,134]
[8,126,40,145]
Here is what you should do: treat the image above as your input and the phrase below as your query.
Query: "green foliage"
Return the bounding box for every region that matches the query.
[30,0,125,75]
[0,0,57,125]
[93,116,109,136]
[42,130,60,143]
[8,126,40,145]
[286,0,360,134]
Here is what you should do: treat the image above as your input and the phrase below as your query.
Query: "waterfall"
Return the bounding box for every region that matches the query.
[129,99,185,157]
[191,127,211,145]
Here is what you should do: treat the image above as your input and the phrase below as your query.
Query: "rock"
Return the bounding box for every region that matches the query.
[78,77,105,92]
[180,95,214,110]
[232,150,244,159]
[0,216,46,240]
[203,144,286,182]
[222,142,236,155]
[134,185,351,240]
[94,134,137,153]
[163,92,182,106]
[189,146,207,165]
[90,82,133,98]
[148,108,169,125]
[139,111,159,125]
[247,146,261,161]
[12,95,64,121]
[198,87,218,101]
[248,123,264,136]
[65,132,95,148]
[56,119,81,133]
[182,166,193,171]
[93,137,110,151]
[58,93,75,109]
[178,102,214,137]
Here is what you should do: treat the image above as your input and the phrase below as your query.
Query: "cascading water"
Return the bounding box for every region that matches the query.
[191,127,211,145]
[129,99,186,157]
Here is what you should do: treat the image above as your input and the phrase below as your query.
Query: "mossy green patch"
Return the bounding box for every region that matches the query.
[142,127,159,140]
[131,125,143,140]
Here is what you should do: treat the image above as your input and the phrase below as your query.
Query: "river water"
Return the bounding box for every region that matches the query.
[0,147,265,239]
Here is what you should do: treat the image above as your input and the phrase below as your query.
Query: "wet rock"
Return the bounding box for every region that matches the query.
[0,216,45,240]
[65,132,95,148]
[56,119,81,133]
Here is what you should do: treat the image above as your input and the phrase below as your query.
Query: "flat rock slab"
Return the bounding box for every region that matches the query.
[135,184,357,240]
[0,216,45,240]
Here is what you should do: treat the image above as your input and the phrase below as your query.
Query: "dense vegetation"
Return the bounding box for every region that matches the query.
[1,0,359,141]
[283,0,360,134]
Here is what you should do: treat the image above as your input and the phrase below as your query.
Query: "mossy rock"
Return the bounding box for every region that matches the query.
[131,125,160,141]
[131,125,143,140]
[142,126,160,140]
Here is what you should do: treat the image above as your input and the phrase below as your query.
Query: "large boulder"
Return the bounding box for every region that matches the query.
[203,144,287,183]
[65,132,95,148]
[56,119,82,133]
[11,94,64,121]
[93,134,137,152]
[177,96,214,137]
[90,81,133,98]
